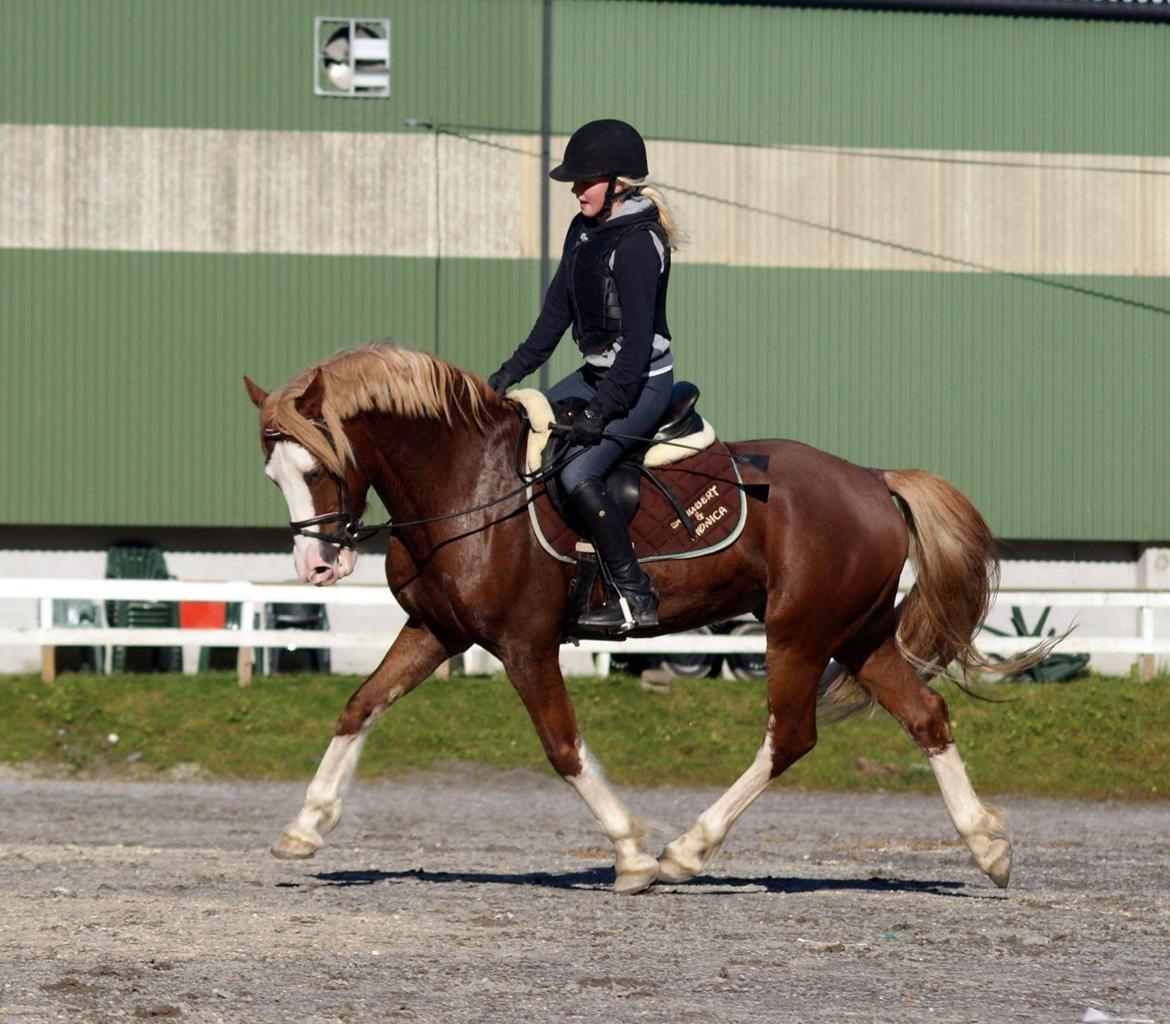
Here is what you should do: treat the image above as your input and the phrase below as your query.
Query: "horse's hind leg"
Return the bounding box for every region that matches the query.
[845,637,1012,888]
[271,619,451,860]
[501,646,658,895]
[658,643,825,883]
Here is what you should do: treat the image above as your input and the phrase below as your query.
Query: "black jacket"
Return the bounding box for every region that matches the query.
[500,205,671,418]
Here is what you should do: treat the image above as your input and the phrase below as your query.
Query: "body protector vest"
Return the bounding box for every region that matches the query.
[565,207,672,356]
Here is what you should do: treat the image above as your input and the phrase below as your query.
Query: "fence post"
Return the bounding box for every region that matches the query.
[1138,547,1168,681]
[39,597,55,683]
[237,600,256,687]
[1139,604,1156,682]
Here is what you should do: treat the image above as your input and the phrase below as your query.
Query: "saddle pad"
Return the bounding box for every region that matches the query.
[529,442,747,564]
[508,388,716,473]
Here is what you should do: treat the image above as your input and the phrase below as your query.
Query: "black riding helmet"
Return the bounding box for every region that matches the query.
[549,119,648,182]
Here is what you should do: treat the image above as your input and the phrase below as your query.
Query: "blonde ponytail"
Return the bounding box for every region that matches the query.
[617,177,689,250]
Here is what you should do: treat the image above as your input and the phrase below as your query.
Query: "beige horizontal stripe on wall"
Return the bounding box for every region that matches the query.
[653,140,1170,275]
[1,124,535,260]
[3,123,1168,275]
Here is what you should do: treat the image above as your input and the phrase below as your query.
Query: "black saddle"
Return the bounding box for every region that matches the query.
[541,381,704,539]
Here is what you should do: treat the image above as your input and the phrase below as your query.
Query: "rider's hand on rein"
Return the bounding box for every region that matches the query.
[566,401,607,447]
[487,368,515,396]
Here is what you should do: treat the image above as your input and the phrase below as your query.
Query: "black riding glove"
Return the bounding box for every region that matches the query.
[568,400,608,447]
[487,367,516,396]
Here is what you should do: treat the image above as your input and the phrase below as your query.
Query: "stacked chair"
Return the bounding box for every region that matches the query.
[104,542,183,673]
[263,603,331,674]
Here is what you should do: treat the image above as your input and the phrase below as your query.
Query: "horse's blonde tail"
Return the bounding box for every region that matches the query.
[816,661,875,723]
[883,469,1053,680]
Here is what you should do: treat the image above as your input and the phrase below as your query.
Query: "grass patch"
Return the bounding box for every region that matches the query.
[0,671,1166,800]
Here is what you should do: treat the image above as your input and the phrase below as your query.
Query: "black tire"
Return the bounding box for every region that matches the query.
[727,621,767,680]
[609,654,653,677]
[659,625,720,679]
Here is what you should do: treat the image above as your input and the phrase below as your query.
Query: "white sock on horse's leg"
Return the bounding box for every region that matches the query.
[271,725,373,858]
[658,717,777,883]
[566,741,658,894]
[270,622,449,861]
[930,743,1012,887]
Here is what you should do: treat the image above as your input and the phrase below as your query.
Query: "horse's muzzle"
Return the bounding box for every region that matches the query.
[294,538,357,586]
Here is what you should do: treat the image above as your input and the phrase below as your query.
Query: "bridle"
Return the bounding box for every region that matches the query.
[264,427,375,550]
[287,478,381,549]
[266,413,585,551]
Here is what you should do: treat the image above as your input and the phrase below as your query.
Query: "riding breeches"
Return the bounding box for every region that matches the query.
[544,364,674,495]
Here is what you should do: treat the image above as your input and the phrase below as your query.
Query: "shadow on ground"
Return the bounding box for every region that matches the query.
[276,867,979,898]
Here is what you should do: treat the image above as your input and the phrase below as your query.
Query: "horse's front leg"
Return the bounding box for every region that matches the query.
[271,619,452,859]
[501,647,658,894]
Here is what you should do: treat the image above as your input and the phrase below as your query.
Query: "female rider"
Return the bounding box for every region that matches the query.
[487,119,685,633]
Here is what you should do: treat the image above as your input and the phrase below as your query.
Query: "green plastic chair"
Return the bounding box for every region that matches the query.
[105,542,183,673]
[263,603,331,674]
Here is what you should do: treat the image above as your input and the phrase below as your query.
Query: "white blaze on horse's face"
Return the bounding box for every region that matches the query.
[265,441,357,586]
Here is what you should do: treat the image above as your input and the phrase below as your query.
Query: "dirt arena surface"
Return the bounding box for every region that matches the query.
[1,767,1166,1024]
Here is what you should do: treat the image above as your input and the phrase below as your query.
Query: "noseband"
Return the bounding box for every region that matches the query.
[288,486,381,549]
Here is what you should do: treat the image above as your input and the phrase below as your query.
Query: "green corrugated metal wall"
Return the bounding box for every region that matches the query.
[9,0,1164,151]
[4,0,541,132]
[2,0,1168,539]
[674,268,1170,541]
[555,2,1168,154]
[0,248,539,526]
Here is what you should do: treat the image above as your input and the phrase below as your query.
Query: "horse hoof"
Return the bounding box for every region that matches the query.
[656,850,699,884]
[982,840,1012,889]
[270,833,319,860]
[614,865,658,895]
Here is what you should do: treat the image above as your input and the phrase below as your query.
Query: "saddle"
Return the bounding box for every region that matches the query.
[510,382,751,566]
[542,382,707,536]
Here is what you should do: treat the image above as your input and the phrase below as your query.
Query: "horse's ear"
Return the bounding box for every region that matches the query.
[243,376,268,408]
[295,369,326,420]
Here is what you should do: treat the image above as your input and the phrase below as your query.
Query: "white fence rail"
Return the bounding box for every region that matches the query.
[2,577,1169,683]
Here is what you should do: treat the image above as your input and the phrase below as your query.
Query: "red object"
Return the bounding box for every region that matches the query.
[179,601,227,629]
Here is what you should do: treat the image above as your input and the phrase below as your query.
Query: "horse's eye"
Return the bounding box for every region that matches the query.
[305,467,326,485]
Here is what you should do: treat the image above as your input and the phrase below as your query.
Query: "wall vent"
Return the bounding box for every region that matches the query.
[314,17,390,98]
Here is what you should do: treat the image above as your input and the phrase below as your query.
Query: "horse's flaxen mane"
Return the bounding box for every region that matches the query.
[261,342,493,475]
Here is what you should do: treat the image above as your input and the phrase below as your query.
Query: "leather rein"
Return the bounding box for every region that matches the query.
[269,412,581,550]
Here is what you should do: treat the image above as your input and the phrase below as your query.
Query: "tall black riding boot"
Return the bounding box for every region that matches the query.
[569,478,658,633]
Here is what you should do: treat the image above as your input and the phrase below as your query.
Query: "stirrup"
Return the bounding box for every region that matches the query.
[575,589,658,634]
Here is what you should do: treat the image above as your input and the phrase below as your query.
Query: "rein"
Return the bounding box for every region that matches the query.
[278,413,584,549]
[280,409,766,550]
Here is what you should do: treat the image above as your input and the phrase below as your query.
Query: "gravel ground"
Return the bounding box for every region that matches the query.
[1,766,1167,1024]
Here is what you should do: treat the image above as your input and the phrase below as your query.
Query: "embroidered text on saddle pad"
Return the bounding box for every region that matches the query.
[530,442,747,564]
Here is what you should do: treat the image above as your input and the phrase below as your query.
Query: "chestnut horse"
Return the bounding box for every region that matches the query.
[245,342,1036,894]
